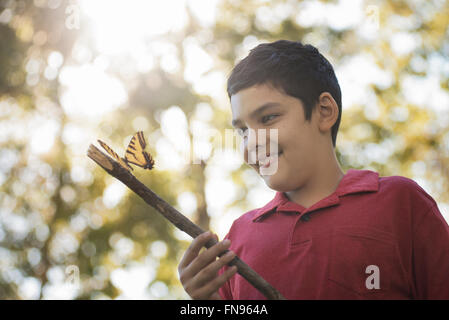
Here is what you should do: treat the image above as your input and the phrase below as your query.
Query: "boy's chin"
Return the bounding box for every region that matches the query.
[261,172,291,192]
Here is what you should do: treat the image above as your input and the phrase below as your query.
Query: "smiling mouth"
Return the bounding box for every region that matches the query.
[258,150,283,168]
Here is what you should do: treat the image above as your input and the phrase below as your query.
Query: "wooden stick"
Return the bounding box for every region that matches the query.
[87,143,286,300]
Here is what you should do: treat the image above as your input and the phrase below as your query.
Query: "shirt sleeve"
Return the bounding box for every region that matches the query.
[413,203,449,299]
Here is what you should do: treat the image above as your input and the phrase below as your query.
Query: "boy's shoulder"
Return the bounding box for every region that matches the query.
[231,207,264,226]
[378,173,438,209]
[379,173,420,189]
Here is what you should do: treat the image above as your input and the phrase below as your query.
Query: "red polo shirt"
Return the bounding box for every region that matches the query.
[218,169,449,299]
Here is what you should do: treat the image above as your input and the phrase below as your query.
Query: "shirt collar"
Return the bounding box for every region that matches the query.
[252,169,379,222]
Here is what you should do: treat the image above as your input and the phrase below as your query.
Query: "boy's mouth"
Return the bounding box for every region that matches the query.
[258,150,283,168]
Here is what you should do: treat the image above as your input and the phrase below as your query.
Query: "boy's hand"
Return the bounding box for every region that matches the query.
[178,231,238,300]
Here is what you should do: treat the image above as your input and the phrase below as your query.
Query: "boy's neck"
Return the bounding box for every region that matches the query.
[285,150,344,209]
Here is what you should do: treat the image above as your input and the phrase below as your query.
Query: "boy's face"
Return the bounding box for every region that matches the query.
[231,84,321,192]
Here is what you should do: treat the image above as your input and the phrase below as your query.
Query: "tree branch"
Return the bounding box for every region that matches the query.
[87,143,286,300]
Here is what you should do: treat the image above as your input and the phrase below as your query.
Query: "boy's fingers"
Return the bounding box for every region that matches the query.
[179,231,214,270]
[193,265,238,300]
[209,292,223,300]
[185,239,231,279]
[194,250,236,287]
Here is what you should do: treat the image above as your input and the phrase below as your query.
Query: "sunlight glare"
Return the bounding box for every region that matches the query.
[80,0,188,55]
[29,116,60,155]
[59,64,127,118]
[111,262,157,299]
[157,106,190,169]
[103,181,127,209]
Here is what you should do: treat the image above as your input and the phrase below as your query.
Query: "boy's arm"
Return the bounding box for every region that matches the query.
[413,203,449,299]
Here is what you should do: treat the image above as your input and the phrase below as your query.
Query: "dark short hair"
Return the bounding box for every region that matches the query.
[227,40,342,147]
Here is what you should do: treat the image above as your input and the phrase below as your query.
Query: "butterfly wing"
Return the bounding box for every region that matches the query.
[124,131,155,170]
[97,139,133,171]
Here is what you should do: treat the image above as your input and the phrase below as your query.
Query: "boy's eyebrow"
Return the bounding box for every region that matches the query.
[231,102,281,127]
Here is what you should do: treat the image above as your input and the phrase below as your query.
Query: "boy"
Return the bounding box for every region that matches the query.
[177,40,449,299]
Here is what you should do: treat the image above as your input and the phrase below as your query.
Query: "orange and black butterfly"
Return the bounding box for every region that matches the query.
[124,131,155,170]
[98,131,154,171]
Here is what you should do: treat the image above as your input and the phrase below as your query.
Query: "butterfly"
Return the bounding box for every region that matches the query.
[124,131,155,170]
[97,131,155,172]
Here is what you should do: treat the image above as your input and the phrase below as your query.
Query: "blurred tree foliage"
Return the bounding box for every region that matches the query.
[0,0,448,299]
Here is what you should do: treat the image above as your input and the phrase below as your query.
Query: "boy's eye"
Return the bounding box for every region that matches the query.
[261,114,278,123]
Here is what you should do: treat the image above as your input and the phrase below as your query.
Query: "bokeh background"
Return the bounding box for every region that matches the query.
[0,0,448,299]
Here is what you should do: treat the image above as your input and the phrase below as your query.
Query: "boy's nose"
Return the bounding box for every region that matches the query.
[243,128,279,165]
[244,128,268,165]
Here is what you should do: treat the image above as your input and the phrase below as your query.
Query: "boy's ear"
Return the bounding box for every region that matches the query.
[316,92,339,133]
